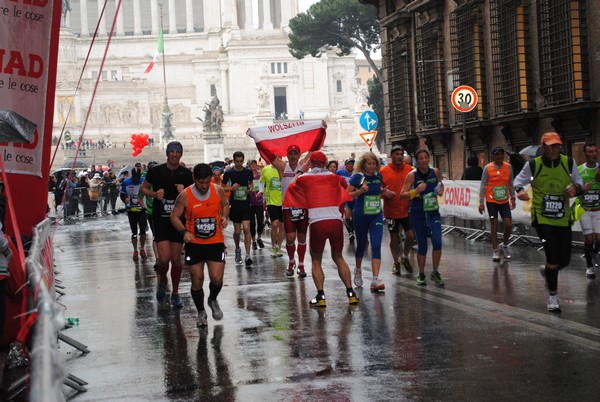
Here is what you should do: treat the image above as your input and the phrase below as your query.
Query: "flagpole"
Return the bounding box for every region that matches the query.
[159,4,167,99]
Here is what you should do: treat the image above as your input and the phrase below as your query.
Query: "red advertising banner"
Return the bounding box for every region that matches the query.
[0,0,61,236]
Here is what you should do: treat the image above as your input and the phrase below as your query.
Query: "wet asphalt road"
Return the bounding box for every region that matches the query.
[53,213,600,401]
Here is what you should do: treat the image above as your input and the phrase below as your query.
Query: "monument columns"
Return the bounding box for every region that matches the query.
[168,0,177,34]
[185,0,194,33]
[244,0,254,30]
[133,0,142,35]
[80,0,89,37]
[97,0,106,35]
[262,0,273,30]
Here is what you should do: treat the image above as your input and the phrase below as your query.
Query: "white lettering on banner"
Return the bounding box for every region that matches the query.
[437,180,583,232]
[0,0,53,177]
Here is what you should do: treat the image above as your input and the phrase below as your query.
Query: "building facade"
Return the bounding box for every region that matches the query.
[55,0,372,162]
[362,0,600,178]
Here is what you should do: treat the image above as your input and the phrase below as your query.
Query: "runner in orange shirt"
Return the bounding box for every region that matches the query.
[380,144,415,275]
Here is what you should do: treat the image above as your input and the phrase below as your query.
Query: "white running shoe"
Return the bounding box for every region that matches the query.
[500,243,511,259]
[492,250,500,261]
[354,268,363,288]
[547,295,560,312]
[585,267,596,278]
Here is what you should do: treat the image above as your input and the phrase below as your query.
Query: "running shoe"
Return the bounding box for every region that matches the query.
[392,261,401,276]
[547,294,560,312]
[416,274,427,286]
[347,291,360,305]
[140,250,147,260]
[500,243,511,260]
[354,268,363,288]
[401,256,414,273]
[430,271,445,286]
[286,261,295,277]
[133,251,139,262]
[370,279,385,292]
[252,241,258,250]
[309,295,327,307]
[297,264,307,278]
[277,248,284,257]
[156,282,167,303]
[171,294,183,308]
[235,248,242,264]
[586,267,596,278]
[349,233,355,242]
[245,256,253,267]
[492,250,500,262]
[257,238,265,249]
[271,247,278,258]
[197,310,208,327]
[207,298,223,320]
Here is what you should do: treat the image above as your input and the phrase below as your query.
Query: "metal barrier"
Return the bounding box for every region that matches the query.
[15,218,88,401]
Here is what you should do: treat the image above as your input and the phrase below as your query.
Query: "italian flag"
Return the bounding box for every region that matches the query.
[144,26,164,74]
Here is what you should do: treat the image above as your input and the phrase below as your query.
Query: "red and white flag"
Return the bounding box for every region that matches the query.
[144,26,164,74]
[246,120,327,164]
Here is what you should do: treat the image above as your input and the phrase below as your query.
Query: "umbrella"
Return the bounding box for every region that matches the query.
[117,165,133,178]
[0,109,37,143]
[519,145,542,158]
[62,159,89,169]
[101,165,110,171]
[210,160,226,169]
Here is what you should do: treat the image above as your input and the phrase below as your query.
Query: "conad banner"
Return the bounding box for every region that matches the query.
[0,0,61,235]
[438,180,582,233]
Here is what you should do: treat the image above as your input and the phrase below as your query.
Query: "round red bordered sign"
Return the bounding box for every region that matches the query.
[451,85,478,113]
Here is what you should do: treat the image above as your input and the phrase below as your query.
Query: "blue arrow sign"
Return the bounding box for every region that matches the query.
[359,110,378,132]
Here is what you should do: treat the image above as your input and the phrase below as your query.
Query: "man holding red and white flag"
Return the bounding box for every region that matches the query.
[246,120,327,164]
[145,26,164,74]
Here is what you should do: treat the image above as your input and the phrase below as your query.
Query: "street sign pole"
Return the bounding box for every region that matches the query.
[451,85,478,178]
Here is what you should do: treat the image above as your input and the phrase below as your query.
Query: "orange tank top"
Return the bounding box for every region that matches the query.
[185,184,224,244]
[485,162,510,204]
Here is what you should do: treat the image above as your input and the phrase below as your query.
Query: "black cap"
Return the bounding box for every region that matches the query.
[491,146,505,155]
[165,141,183,156]
[344,158,355,165]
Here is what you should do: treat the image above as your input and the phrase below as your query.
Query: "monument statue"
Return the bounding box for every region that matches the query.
[61,0,72,28]
[200,96,224,134]
[256,87,270,114]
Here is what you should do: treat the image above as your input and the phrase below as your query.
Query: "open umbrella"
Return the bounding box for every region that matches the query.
[519,145,542,158]
[117,165,133,178]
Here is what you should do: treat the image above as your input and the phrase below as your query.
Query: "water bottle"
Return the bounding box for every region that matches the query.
[66,317,79,326]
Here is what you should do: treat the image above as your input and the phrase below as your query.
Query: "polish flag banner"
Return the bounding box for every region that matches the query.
[246,120,327,164]
[144,26,164,74]
[284,172,353,209]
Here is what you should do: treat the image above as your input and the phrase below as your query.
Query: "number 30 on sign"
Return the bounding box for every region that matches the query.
[451,85,478,113]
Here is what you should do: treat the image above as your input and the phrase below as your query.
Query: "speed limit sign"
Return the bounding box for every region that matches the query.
[451,85,478,113]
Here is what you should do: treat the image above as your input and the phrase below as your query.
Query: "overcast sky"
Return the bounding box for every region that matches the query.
[298,0,317,13]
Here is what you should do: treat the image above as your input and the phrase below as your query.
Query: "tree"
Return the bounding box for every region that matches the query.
[288,0,381,82]
[367,76,386,153]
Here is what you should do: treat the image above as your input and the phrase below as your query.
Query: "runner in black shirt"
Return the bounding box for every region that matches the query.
[141,141,193,308]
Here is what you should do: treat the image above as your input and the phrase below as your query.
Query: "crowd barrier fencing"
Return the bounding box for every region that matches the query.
[10,218,89,401]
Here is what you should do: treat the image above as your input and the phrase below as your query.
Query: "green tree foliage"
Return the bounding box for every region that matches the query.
[288,0,381,81]
[367,76,386,153]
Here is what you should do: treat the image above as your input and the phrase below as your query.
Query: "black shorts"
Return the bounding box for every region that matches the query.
[153,217,184,244]
[386,217,412,233]
[534,223,572,268]
[184,243,226,265]
[229,204,252,223]
[486,202,512,220]
[267,205,283,222]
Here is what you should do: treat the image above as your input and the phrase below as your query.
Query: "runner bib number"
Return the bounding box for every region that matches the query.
[233,186,248,201]
[269,177,281,191]
[160,199,175,217]
[363,195,381,215]
[423,192,439,212]
[541,195,565,219]
[194,217,217,239]
[492,185,508,202]
[289,208,306,222]
[582,190,600,209]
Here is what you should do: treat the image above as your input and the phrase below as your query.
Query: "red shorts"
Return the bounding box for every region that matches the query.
[309,219,343,254]
[283,208,308,234]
